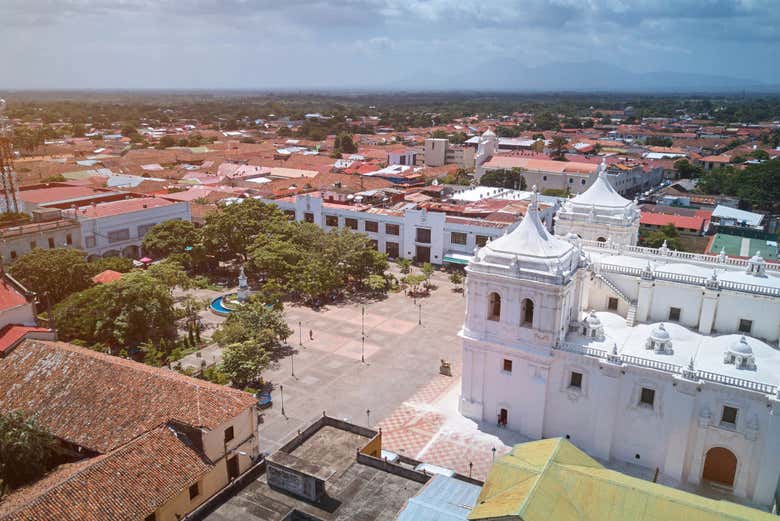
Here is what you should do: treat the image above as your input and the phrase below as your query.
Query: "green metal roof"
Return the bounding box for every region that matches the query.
[469,438,774,521]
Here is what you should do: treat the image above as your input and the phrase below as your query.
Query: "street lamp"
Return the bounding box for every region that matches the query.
[366,408,371,427]
[418,303,422,325]
[290,347,295,377]
[361,334,365,363]
[361,306,365,336]
[492,447,496,462]
[469,462,473,478]
[298,320,302,346]
[280,385,285,417]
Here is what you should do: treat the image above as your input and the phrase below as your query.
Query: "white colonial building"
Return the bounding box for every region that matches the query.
[459,181,780,509]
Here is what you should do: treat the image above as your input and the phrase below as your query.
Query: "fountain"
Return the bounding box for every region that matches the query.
[209,265,251,316]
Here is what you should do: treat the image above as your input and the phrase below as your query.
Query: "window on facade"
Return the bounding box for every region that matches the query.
[345,218,358,230]
[304,212,314,223]
[569,371,583,389]
[738,319,752,334]
[189,482,200,500]
[503,359,513,373]
[542,175,547,181]
[639,387,655,407]
[325,215,338,227]
[224,426,234,443]
[476,235,489,247]
[48,238,55,249]
[721,406,738,426]
[668,307,681,321]
[85,236,96,248]
[569,178,574,184]
[608,297,619,311]
[10,251,17,260]
[451,232,467,245]
[137,223,155,237]
[364,220,378,232]
[416,228,431,243]
[107,229,130,244]
[283,210,296,220]
[581,179,587,185]
[487,292,501,321]
[66,234,73,245]
[385,223,400,236]
[385,242,399,258]
[521,298,534,326]
[369,239,378,251]
[29,241,36,250]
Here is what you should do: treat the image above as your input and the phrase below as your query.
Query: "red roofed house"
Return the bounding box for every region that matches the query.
[0,270,54,356]
[62,197,191,260]
[640,212,706,235]
[0,339,260,521]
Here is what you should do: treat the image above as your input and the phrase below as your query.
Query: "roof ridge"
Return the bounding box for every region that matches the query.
[517,437,564,517]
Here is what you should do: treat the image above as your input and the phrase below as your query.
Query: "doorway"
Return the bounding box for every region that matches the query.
[498,408,508,427]
[227,455,240,481]
[702,447,737,487]
[415,245,431,263]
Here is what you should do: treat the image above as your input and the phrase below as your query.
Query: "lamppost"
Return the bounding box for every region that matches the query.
[298,320,302,346]
[366,408,371,427]
[280,384,285,417]
[290,347,295,377]
[469,462,473,478]
[361,334,365,363]
[492,447,496,463]
[361,306,365,336]
[418,303,422,325]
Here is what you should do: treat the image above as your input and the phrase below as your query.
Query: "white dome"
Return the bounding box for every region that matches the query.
[730,336,753,355]
[471,189,580,282]
[650,323,671,342]
[567,159,633,210]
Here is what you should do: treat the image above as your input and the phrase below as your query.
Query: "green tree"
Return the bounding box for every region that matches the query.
[336,133,357,153]
[480,168,527,190]
[421,262,435,287]
[221,340,271,389]
[642,224,682,250]
[147,259,192,292]
[53,271,177,352]
[0,411,56,491]
[87,256,135,275]
[402,273,427,296]
[449,271,464,292]
[549,136,568,161]
[398,257,412,274]
[213,298,292,347]
[202,199,290,262]
[9,248,92,304]
[157,135,176,149]
[673,158,703,179]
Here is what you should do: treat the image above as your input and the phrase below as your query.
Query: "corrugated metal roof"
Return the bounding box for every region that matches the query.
[396,475,481,521]
[469,438,774,521]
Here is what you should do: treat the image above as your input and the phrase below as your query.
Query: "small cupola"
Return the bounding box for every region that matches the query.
[580,310,604,340]
[723,335,756,370]
[746,251,766,277]
[645,323,673,354]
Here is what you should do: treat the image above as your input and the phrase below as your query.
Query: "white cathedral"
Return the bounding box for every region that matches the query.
[459,161,780,508]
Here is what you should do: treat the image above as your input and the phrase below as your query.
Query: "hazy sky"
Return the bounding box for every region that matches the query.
[2,0,779,89]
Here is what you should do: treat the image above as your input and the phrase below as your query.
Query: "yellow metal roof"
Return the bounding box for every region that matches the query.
[468,438,774,521]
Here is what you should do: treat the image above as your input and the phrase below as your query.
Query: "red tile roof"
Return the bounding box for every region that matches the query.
[18,186,105,204]
[0,277,28,311]
[68,197,176,218]
[91,269,123,284]
[0,426,213,521]
[640,212,704,231]
[0,340,257,453]
[0,325,51,354]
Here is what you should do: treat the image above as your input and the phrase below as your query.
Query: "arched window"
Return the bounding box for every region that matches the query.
[596,237,607,243]
[521,298,534,326]
[488,292,501,321]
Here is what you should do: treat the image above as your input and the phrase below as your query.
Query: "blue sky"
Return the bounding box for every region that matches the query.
[2,0,778,89]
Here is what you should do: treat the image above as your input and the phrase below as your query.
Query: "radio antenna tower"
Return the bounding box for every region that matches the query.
[0,99,21,214]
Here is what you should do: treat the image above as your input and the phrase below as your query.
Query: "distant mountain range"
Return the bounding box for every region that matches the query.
[393,60,778,93]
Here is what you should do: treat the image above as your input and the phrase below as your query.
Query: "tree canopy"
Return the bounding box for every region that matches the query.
[480,168,527,190]
[641,223,682,250]
[53,271,176,352]
[0,411,56,491]
[9,248,92,304]
[697,159,780,211]
[141,219,201,259]
[202,199,290,262]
